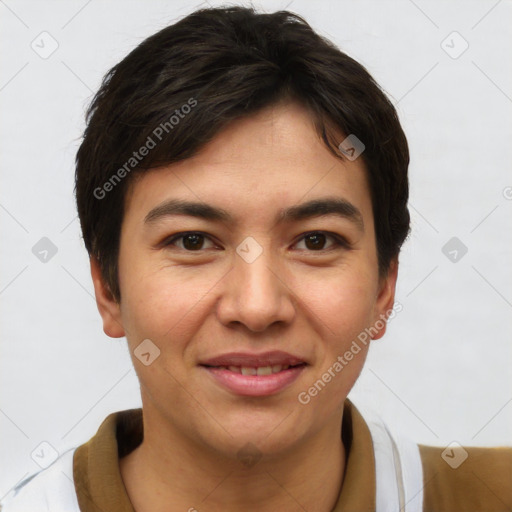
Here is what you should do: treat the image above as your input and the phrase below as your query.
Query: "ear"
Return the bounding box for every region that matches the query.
[90,256,125,338]
[371,257,399,341]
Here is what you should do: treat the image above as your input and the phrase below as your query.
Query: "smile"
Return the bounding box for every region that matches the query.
[207,364,302,375]
[200,352,307,396]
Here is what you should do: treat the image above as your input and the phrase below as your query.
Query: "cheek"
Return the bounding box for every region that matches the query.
[297,274,375,410]
[119,262,219,345]
[296,268,376,395]
[295,266,377,337]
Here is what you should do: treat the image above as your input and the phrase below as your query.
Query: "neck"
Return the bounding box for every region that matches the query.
[120,407,346,512]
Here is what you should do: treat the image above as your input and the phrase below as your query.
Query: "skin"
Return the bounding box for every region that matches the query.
[91,100,398,512]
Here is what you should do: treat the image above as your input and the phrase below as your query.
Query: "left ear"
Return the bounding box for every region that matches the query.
[371,257,399,341]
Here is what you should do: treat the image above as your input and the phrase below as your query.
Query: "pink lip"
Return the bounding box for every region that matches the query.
[202,365,306,396]
[200,351,306,367]
[200,351,307,397]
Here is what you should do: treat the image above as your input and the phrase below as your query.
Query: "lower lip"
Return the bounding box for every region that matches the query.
[202,365,306,396]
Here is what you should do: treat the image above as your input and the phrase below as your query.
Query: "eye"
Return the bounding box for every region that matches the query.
[294,231,349,251]
[162,230,349,252]
[163,232,217,251]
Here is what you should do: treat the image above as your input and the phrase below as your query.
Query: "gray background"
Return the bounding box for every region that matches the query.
[1,0,511,496]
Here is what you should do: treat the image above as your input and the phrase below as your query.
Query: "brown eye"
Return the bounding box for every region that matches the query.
[182,233,204,250]
[164,232,216,251]
[295,231,347,251]
[304,233,327,250]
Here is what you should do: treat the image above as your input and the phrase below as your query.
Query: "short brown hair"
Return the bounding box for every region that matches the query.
[75,6,410,303]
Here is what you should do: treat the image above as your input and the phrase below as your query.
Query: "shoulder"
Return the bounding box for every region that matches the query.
[420,443,512,511]
[0,448,80,512]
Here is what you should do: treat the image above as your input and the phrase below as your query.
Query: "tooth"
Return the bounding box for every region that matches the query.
[257,366,272,376]
[282,365,289,370]
[271,365,283,373]
[228,366,241,373]
[241,367,257,376]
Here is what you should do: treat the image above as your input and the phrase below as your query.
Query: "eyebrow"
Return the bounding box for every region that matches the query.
[144,196,364,231]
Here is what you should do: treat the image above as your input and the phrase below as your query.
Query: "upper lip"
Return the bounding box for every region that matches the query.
[200,351,307,367]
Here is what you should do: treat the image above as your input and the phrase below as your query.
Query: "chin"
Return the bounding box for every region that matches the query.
[203,405,309,455]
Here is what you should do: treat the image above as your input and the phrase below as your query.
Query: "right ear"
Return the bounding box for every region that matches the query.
[90,257,125,338]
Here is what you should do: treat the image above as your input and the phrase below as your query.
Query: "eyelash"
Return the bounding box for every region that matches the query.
[162,231,350,252]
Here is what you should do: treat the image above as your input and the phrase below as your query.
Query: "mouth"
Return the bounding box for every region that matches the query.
[199,351,308,396]
[202,363,306,375]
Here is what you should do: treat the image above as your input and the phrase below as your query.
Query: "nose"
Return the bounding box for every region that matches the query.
[216,244,296,333]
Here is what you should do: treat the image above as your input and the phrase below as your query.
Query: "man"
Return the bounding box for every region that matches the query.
[2,6,510,511]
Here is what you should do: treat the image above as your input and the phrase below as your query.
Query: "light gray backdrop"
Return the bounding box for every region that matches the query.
[1,0,511,497]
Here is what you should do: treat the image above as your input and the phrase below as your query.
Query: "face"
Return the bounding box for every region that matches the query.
[92,100,397,461]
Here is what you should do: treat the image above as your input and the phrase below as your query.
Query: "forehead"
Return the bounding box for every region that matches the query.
[123,101,373,227]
